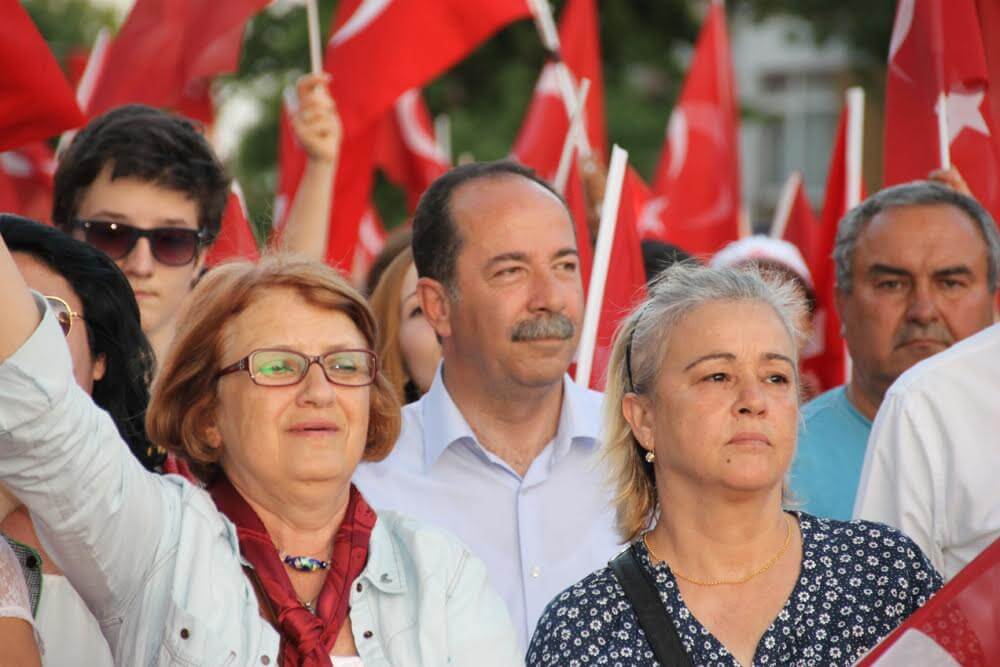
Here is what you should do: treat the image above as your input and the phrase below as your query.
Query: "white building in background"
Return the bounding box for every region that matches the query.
[729,8,854,226]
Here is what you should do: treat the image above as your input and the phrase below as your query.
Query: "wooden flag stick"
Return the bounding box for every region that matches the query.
[434,114,452,166]
[554,78,591,195]
[935,90,951,171]
[575,144,628,388]
[526,0,593,158]
[306,0,323,75]
[770,171,802,240]
[846,87,865,209]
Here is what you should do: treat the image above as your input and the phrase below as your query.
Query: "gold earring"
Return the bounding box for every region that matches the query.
[645,451,656,463]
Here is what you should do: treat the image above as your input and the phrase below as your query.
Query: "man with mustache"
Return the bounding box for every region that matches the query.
[791,182,999,520]
[354,161,619,649]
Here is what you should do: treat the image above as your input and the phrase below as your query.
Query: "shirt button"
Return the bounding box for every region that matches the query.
[530,565,542,578]
[356,582,363,593]
[261,657,271,665]
[363,630,374,639]
[180,628,190,640]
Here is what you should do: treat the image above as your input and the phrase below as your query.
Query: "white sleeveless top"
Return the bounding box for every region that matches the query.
[0,537,41,650]
[36,574,113,666]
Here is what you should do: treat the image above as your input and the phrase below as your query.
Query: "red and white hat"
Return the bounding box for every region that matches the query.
[710,235,814,288]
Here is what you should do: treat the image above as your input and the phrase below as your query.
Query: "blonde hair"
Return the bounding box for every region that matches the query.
[368,246,416,404]
[148,253,401,482]
[604,263,806,542]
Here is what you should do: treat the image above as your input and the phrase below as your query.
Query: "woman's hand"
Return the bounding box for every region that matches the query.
[291,73,342,166]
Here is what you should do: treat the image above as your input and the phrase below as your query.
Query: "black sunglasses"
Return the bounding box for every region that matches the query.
[76,219,206,266]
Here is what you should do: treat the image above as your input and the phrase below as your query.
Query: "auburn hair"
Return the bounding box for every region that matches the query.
[147,253,401,482]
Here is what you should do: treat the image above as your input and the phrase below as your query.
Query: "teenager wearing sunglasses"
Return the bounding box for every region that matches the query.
[53,105,229,365]
[0,214,159,667]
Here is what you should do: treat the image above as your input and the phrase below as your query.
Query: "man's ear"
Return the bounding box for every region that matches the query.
[416,276,453,339]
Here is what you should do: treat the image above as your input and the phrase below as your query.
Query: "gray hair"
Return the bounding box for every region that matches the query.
[833,181,1000,292]
[603,262,807,541]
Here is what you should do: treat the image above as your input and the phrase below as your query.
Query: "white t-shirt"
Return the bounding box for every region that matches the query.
[854,322,1000,579]
[36,574,112,667]
[0,537,39,645]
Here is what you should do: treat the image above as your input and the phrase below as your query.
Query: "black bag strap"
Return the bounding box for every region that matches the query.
[609,543,693,667]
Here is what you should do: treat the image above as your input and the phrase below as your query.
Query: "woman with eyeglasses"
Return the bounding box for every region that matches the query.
[527,265,941,666]
[0,231,520,665]
[0,214,160,667]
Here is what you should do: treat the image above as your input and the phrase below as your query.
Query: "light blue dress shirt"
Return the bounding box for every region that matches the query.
[790,385,873,521]
[0,297,521,666]
[354,366,623,649]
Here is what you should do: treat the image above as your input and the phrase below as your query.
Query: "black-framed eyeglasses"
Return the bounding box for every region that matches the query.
[45,295,84,336]
[75,219,207,266]
[216,348,378,388]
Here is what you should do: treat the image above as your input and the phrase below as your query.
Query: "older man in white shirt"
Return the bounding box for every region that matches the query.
[354,161,620,649]
[854,322,1000,579]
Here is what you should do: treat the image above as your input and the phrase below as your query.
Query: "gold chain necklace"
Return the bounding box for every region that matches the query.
[643,514,793,587]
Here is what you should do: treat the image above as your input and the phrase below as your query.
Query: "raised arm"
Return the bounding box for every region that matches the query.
[0,230,174,642]
[277,74,342,260]
[0,234,41,362]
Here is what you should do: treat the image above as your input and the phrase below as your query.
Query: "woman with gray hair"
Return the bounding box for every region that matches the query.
[527,264,942,666]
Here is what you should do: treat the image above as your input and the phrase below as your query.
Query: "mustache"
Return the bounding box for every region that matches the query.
[893,322,953,348]
[510,314,576,342]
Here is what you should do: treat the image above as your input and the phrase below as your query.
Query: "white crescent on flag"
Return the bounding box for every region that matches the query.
[889,0,915,63]
[330,0,393,47]
[394,90,448,165]
[666,107,688,180]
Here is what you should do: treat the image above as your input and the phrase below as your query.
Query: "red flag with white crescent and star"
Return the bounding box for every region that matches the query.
[884,0,1000,222]
[641,0,741,257]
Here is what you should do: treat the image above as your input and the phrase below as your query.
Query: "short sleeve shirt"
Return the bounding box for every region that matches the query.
[527,513,942,666]
[791,387,873,520]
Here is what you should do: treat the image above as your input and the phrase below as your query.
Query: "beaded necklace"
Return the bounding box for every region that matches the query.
[282,553,331,572]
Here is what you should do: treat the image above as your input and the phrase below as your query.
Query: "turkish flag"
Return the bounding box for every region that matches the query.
[773,172,835,393]
[565,157,593,294]
[325,0,532,137]
[351,206,389,282]
[857,535,1000,666]
[512,0,606,178]
[86,0,269,120]
[884,0,1000,221]
[205,182,259,267]
[0,143,57,224]
[808,103,866,391]
[374,88,449,211]
[0,1,85,151]
[584,166,647,391]
[642,0,740,257]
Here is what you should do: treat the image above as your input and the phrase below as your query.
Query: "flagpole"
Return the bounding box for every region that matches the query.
[575,144,628,388]
[434,114,452,166]
[935,91,951,171]
[554,78,591,195]
[845,87,865,209]
[526,0,594,158]
[770,171,801,240]
[306,0,323,75]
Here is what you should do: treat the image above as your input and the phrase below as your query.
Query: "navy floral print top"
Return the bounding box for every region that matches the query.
[527,513,942,666]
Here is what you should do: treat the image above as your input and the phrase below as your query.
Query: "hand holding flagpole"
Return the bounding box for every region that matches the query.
[306,0,323,76]
[575,144,628,388]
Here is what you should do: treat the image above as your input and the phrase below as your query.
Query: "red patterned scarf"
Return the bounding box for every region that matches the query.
[209,476,376,666]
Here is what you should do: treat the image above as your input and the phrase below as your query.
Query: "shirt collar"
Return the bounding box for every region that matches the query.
[420,365,602,470]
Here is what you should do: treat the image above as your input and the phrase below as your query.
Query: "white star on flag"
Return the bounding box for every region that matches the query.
[937,88,991,144]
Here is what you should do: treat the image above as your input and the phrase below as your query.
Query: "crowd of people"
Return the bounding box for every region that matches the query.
[0,69,997,667]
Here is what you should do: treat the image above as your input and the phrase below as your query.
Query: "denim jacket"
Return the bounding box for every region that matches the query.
[0,299,522,666]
